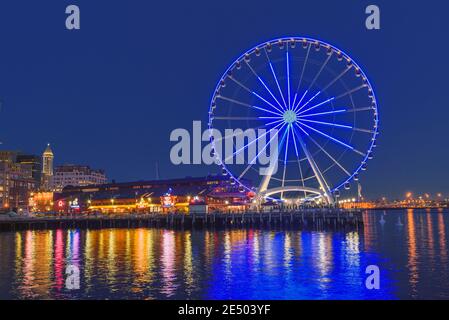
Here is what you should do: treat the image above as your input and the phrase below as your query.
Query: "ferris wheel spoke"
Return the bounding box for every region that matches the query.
[212,123,276,144]
[299,118,353,130]
[345,107,374,113]
[320,65,353,93]
[295,122,310,136]
[290,126,307,198]
[264,119,284,127]
[297,97,335,115]
[292,53,333,112]
[304,133,351,176]
[259,116,283,119]
[228,75,284,115]
[214,116,263,121]
[298,121,353,150]
[294,91,322,113]
[252,91,286,115]
[216,95,283,117]
[335,84,368,100]
[300,54,333,109]
[237,123,287,180]
[309,52,333,90]
[286,51,291,109]
[291,43,311,107]
[263,48,288,110]
[298,109,347,118]
[223,121,284,163]
[237,162,254,181]
[294,126,332,196]
[353,127,376,134]
[293,90,308,112]
[280,125,291,197]
[300,121,367,157]
[244,60,286,113]
[283,125,291,165]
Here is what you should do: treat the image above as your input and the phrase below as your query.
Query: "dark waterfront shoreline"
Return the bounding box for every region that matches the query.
[0,210,363,232]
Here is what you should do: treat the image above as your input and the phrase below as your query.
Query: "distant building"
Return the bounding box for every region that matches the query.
[17,154,42,188]
[41,144,54,191]
[0,151,37,212]
[53,164,107,191]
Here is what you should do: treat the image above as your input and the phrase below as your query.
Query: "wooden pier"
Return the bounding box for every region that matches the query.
[0,210,363,232]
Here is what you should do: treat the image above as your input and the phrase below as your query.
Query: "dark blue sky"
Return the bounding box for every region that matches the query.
[0,0,447,199]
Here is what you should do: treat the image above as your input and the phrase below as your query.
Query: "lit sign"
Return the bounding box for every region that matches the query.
[70,198,80,209]
[162,196,174,208]
[137,198,146,209]
[190,196,205,204]
[161,188,176,208]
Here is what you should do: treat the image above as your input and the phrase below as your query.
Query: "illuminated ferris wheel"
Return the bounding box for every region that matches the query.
[208,37,379,204]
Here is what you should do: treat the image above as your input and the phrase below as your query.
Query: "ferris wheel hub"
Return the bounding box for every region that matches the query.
[283,110,297,124]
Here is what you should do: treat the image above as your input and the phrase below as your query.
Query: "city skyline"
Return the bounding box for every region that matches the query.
[1,141,446,203]
[0,1,448,199]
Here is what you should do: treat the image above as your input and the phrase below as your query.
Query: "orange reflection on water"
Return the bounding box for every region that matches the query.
[101,229,117,285]
[130,228,154,294]
[426,210,435,263]
[134,229,147,274]
[362,211,376,251]
[18,231,54,298]
[14,233,22,280]
[183,232,193,293]
[406,209,418,293]
[21,231,35,298]
[437,209,447,265]
[84,230,93,288]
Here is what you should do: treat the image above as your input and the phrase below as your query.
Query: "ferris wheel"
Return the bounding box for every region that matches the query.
[208,37,379,205]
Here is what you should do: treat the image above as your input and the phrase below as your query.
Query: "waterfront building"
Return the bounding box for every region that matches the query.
[41,144,54,191]
[53,164,107,191]
[0,151,37,212]
[29,192,54,212]
[54,175,253,214]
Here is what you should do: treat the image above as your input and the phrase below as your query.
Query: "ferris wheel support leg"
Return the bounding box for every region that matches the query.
[298,138,335,205]
[258,163,276,195]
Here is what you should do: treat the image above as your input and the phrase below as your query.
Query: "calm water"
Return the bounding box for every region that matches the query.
[0,209,448,300]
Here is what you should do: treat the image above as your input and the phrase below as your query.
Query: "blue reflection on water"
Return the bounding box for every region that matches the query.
[207,231,394,299]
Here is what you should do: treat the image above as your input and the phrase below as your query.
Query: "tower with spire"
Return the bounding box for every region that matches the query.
[41,143,54,190]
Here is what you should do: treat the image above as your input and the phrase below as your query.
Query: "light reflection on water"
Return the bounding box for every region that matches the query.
[0,209,448,299]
